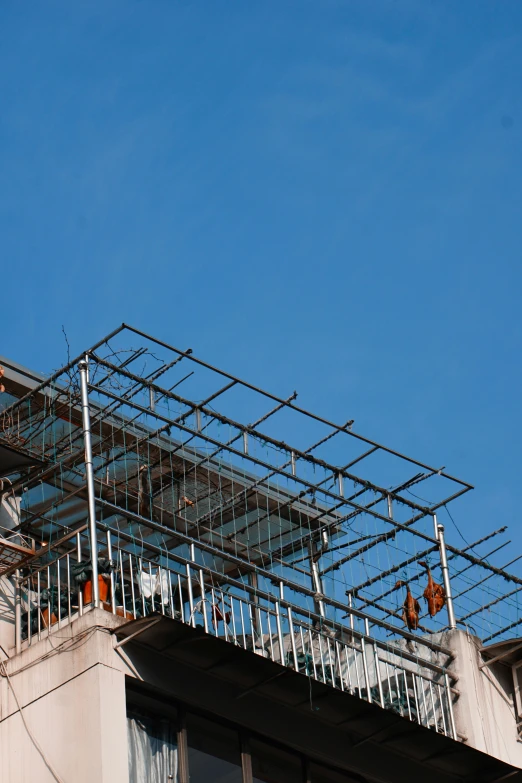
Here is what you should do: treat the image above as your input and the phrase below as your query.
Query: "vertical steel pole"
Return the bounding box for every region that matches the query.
[77,532,84,616]
[310,541,325,618]
[249,570,261,641]
[107,530,116,614]
[78,357,99,608]
[445,672,457,740]
[432,512,440,541]
[437,523,456,630]
[348,592,354,633]
[14,570,21,655]
[275,580,285,664]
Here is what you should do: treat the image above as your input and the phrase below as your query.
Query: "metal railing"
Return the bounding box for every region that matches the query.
[13,530,457,740]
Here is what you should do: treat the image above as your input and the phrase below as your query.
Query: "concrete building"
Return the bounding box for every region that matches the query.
[0,325,521,782]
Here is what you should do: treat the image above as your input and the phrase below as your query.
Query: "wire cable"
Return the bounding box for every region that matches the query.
[0,658,66,783]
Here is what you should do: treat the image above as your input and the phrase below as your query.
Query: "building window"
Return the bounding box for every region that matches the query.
[308,762,361,782]
[186,711,243,782]
[127,707,179,783]
[250,737,304,783]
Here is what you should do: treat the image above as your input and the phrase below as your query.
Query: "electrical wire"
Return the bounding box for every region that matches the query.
[0,658,67,783]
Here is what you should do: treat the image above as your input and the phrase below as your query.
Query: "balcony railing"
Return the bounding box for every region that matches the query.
[12,525,457,741]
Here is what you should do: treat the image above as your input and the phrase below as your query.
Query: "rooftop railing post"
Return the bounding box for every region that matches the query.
[14,569,21,655]
[445,672,457,739]
[310,540,325,619]
[437,520,456,630]
[78,356,99,608]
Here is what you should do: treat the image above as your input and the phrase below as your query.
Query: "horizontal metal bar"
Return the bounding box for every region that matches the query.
[0,537,35,558]
[86,379,431,535]
[95,497,455,659]
[479,641,522,669]
[0,324,126,417]
[122,323,473,489]
[90,356,457,519]
[483,617,522,644]
[84,380,512,590]
[113,616,162,648]
[2,524,89,578]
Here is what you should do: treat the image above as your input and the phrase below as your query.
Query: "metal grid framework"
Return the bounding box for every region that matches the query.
[0,324,521,737]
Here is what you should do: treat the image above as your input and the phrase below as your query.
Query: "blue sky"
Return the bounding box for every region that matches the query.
[1,1,521,550]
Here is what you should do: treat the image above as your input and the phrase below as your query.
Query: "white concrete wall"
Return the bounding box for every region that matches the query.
[2,608,522,780]
[0,609,129,783]
[447,629,522,768]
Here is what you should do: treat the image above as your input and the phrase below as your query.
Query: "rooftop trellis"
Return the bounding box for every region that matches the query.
[0,324,520,646]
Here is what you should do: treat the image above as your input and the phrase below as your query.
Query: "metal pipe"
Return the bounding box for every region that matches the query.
[78,357,100,608]
[15,570,21,655]
[321,529,329,551]
[309,541,325,618]
[186,563,195,627]
[433,512,439,542]
[57,558,62,628]
[275,601,284,665]
[88,357,444,519]
[123,323,473,489]
[107,530,116,614]
[438,683,448,736]
[438,523,456,630]
[445,672,457,739]
[348,593,354,632]
[368,525,507,607]
[360,635,372,703]
[373,641,385,708]
[0,323,127,418]
[95,498,455,658]
[91,381,475,560]
[77,532,84,617]
[129,554,137,619]
[287,606,299,670]
[199,569,208,632]
[66,554,71,622]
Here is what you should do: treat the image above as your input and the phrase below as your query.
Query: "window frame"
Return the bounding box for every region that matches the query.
[126,687,356,783]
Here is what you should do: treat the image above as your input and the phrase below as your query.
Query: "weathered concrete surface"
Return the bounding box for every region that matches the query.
[0,609,129,783]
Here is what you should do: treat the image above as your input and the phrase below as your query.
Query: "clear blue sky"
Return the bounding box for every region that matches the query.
[1,1,521,550]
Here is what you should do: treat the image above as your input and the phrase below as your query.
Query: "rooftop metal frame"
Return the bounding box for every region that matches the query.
[0,324,521,646]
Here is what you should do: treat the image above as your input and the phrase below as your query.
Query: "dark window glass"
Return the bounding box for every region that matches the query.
[187,712,242,783]
[251,738,303,783]
[309,762,360,783]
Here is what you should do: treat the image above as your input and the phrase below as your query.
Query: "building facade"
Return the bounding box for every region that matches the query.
[0,326,521,782]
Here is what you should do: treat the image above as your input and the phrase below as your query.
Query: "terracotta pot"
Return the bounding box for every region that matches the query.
[101,601,133,620]
[115,605,134,620]
[41,607,58,628]
[83,574,110,604]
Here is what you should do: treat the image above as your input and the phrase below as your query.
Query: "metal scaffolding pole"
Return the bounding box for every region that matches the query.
[78,356,100,608]
[123,323,473,490]
[310,539,326,618]
[437,521,456,630]
[89,355,453,520]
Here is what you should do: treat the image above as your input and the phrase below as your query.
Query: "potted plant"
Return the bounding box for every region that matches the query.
[72,558,114,605]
